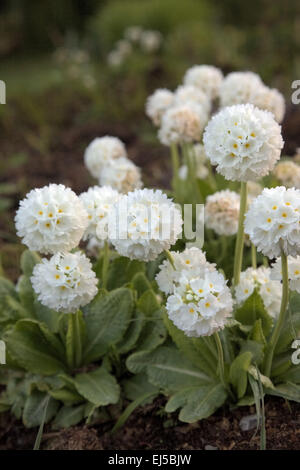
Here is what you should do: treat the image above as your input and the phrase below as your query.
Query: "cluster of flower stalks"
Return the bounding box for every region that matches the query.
[2,65,300,439]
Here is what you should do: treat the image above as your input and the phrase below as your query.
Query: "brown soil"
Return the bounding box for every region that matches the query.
[0,397,299,450]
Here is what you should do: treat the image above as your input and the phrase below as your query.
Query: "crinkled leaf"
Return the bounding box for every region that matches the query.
[229,351,253,399]
[74,367,120,406]
[116,311,144,355]
[107,257,145,290]
[235,289,273,337]
[137,289,160,316]
[52,404,86,429]
[266,382,300,402]
[23,390,59,428]
[20,250,41,277]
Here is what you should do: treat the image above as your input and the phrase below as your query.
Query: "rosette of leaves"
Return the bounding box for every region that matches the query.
[0,250,166,429]
[125,288,300,423]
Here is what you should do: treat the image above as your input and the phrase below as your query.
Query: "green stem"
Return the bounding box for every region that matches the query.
[233,182,248,286]
[102,240,109,289]
[165,250,175,270]
[67,311,83,369]
[264,250,289,376]
[214,332,227,390]
[251,243,257,269]
[170,143,180,194]
[182,142,201,202]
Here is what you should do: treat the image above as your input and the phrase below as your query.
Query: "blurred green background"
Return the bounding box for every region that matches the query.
[0,0,300,279]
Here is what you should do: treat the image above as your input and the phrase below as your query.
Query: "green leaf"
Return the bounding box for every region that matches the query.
[49,387,84,405]
[239,340,264,365]
[132,272,152,297]
[66,311,86,369]
[275,312,300,354]
[23,391,59,428]
[163,314,217,377]
[52,404,86,429]
[74,367,120,406]
[107,257,145,290]
[17,275,35,314]
[34,299,61,333]
[135,309,166,352]
[20,250,41,277]
[83,288,134,363]
[266,382,300,402]
[235,289,273,337]
[277,364,300,384]
[250,319,266,345]
[229,351,253,398]
[116,311,144,355]
[123,373,159,401]
[5,319,66,375]
[112,391,157,433]
[137,289,160,316]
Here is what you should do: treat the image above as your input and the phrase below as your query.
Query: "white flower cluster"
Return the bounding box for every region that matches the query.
[79,186,120,241]
[178,143,208,180]
[220,71,285,122]
[271,256,300,293]
[31,252,98,313]
[245,186,300,258]
[174,85,211,114]
[84,136,143,193]
[273,161,300,189]
[203,104,284,181]
[108,188,182,261]
[15,184,88,254]
[156,248,233,337]
[205,190,240,236]
[158,103,208,146]
[183,65,223,99]
[235,266,282,318]
[145,89,174,126]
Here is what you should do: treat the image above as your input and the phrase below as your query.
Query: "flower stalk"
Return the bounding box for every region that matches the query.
[233,181,248,285]
[102,240,110,289]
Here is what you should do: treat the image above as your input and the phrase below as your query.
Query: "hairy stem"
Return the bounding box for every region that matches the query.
[102,240,109,289]
[251,243,257,269]
[233,182,248,285]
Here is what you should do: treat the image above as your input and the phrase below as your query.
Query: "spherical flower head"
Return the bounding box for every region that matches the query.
[108,188,183,262]
[235,266,281,318]
[99,157,142,194]
[84,136,127,179]
[205,190,240,236]
[79,186,120,241]
[244,186,300,258]
[158,103,208,146]
[160,249,232,337]
[183,65,223,100]
[15,184,88,254]
[271,255,300,294]
[253,86,285,123]
[178,143,208,181]
[124,26,143,42]
[31,251,98,313]
[156,247,213,295]
[219,71,263,107]
[273,161,300,189]
[174,85,211,114]
[247,181,263,199]
[203,104,284,182]
[145,89,174,126]
[140,30,162,52]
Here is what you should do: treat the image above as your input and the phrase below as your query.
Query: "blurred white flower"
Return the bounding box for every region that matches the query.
[140,30,162,52]
[159,103,208,146]
[107,50,125,67]
[115,39,132,55]
[159,248,232,337]
[145,88,174,126]
[124,26,143,42]
[253,86,285,123]
[183,65,223,99]
[273,161,300,189]
[108,188,182,261]
[31,252,98,313]
[205,190,240,236]
[178,143,208,180]
[271,255,300,293]
[245,186,300,258]
[174,85,211,114]
[220,71,263,107]
[99,157,142,194]
[203,104,283,181]
[79,186,120,240]
[15,184,88,255]
[247,181,263,199]
[84,136,127,179]
[235,266,282,318]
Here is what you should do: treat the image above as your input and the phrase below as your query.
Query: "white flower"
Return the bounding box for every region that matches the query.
[220,71,263,107]
[107,50,124,67]
[115,39,132,55]
[235,266,281,318]
[158,103,208,146]
[247,181,263,199]
[31,252,98,313]
[15,184,88,254]
[244,186,300,258]
[108,188,183,261]
[140,30,162,52]
[99,157,142,194]
[174,85,211,114]
[145,89,174,126]
[124,26,143,42]
[271,256,300,293]
[155,247,212,295]
[79,186,120,240]
[84,136,127,179]
[158,248,232,337]
[86,236,104,257]
[205,190,240,236]
[253,86,285,123]
[183,65,223,99]
[273,161,300,189]
[203,104,284,181]
[178,143,208,180]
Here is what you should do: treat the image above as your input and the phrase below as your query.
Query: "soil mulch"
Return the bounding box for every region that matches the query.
[0,397,299,450]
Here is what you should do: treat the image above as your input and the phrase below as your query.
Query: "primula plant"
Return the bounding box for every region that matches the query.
[1,64,300,450]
